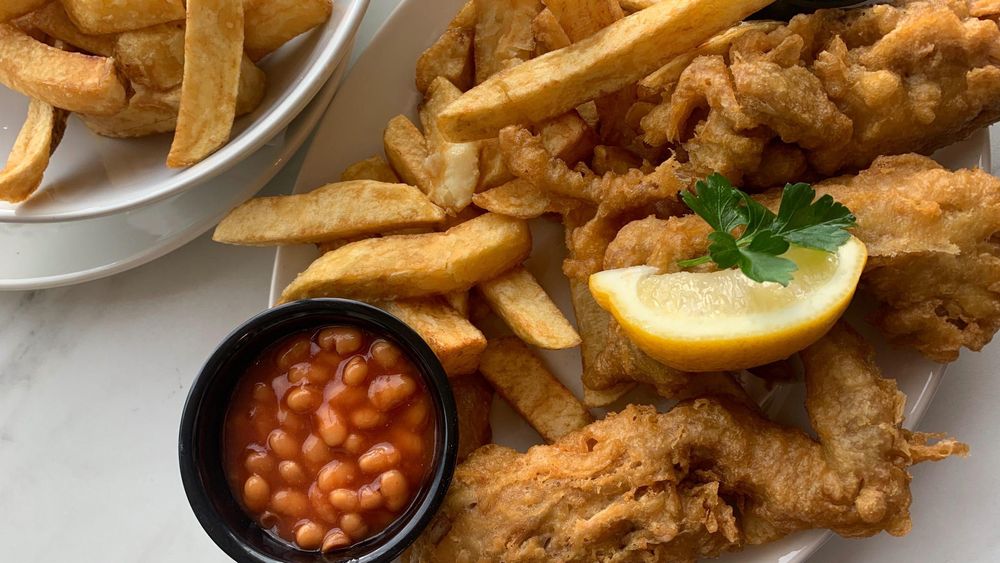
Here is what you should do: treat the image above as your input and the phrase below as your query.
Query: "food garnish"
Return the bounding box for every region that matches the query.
[677,173,857,286]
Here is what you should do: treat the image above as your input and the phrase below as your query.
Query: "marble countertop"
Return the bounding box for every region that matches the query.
[2,3,999,562]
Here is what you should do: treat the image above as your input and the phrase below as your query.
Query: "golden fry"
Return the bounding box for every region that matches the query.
[384,114,433,193]
[475,138,514,191]
[473,0,541,83]
[340,155,400,183]
[0,0,47,22]
[380,298,487,377]
[60,0,185,34]
[114,22,185,91]
[21,2,115,56]
[79,85,180,138]
[539,111,598,165]
[544,0,624,42]
[279,213,532,303]
[451,374,494,461]
[438,0,773,141]
[415,27,474,93]
[477,267,581,349]
[244,0,332,61]
[473,178,552,219]
[0,99,67,203]
[214,180,446,246]
[478,337,592,442]
[444,291,470,317]
[619,0,659,11]
[531,8,570,55]
[167,0,244,168]
[0,24,126,115]
[420,77,480,211]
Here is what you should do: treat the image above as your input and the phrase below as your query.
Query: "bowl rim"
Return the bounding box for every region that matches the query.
[178,298,458,563]
[0,0,371,224]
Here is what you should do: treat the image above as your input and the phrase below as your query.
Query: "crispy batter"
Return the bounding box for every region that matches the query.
[605,154,1000,363]
[405,324,966,562]
[641,0,1000,188]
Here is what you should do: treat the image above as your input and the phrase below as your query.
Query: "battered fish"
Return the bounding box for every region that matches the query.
[404,324,966,562]
[603,154,1000,363]
[641,0,1000,188]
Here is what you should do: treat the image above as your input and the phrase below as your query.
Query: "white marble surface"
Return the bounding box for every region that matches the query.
[2,3,999,562]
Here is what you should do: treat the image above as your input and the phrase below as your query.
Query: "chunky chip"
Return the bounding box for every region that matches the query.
[0,24,127,115]
[1,0,47,23]
[384,114,433,193]
[167,0,245,168]
[415,27,474,94]
[544,0,624,41]
[478,337,593,442]
[437,0,773,141]
[477,266,581,349]
[21,2,116,56]
[214,180,446,245]
[114,22,185,91]
[420,77,480,211]
[244,0,332,61]
[475,138,514,191]
[79,85,180,138]
[451,373,495,461]
[473,0,541,83]
[340,155,400,183]
[473,178,553,219]
[0,99,67,203]
[279,213,532,303]
[379,298,487,377]
[539,111,598,165]
[531,8,571,55]
[60,0,185,34]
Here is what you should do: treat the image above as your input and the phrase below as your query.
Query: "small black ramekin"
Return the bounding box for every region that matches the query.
[179,298,458,563]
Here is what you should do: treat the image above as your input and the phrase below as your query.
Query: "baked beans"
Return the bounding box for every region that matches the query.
[224,326,435,553]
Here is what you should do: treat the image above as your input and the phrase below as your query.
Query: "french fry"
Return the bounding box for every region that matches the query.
[279,213,532,303]
[619,0,659,11]
[544,0,624,42]
[214,180,446,246]
[450,1,477,29]
[60,0,185,34]
[444,291,470,317]
[438,0,774,141]
[235,55,267,117]
[0,0,47,23]
[114,22,185,91]
[79,85,180,138]
[531,8,570,55]
[384,115,433,193]
[244,0,332,61]
[167,0,244,168]
[478,337,592,442]
[473,0,542,84]
[472,178,557,219]
[539,111,598,165]
[451,373,494,461]
[476,138,514,191]
[420,77,480,211]
[637,21,781,99]
[477,267,580,349]
[415,27,474,94]
[340,156,400,183]
[0,99,67,203]
[0,24,127,115]
[21,2,116,56]
[380,298,487,377]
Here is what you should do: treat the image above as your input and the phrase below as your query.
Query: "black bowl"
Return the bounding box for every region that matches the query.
[179,298,458,563]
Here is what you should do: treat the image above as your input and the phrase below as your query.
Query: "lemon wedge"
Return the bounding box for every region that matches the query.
[589,237,867,372]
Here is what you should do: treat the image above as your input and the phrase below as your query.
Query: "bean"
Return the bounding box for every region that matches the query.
[295,520,325,550]
[287,362,311,384]
[340,513,368,540]
[318,327,363,355]
[357,484,383,511]
[315,406,348,447]
[322,529,351,552]
[342,356,368,387]
[301,434,332,466]
[344,434,366,455]
[245,451,276,475]
[358,443,400,474]
[328,488,359,512]
[278,410,309,434]
[286,387,320,413]
[350,407,384,430]
[278,460,307,485]
[368,374,417,411]
[277,338,311,371]
[268,429,300,460]
[243,475,270,511]
[252,382,274,403]
[400,398,430,430]
[317,461,357,493]
[380,470,409,511]
[388,428,424,458]
[370,340,402,368]
[308,483,339,525]
[271,489,309,518]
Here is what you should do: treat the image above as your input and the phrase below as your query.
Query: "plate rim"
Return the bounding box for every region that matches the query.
[0,0,370,224]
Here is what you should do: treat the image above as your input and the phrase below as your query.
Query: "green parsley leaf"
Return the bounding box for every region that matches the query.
[677,174,856,285]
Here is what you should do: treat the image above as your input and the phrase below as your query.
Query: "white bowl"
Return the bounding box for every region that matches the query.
[0,0,369,224]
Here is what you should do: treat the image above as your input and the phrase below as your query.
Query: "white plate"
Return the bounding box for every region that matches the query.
[0,50,350,291]
[268,1,991,560]
[0,0,368,224]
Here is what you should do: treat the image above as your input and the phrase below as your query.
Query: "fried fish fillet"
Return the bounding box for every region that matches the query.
[603,154,1000,363]
[640,0,1000,188]
[404,324,966,562]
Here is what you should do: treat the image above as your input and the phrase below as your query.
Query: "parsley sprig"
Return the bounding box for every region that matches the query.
[677,174,856,286]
